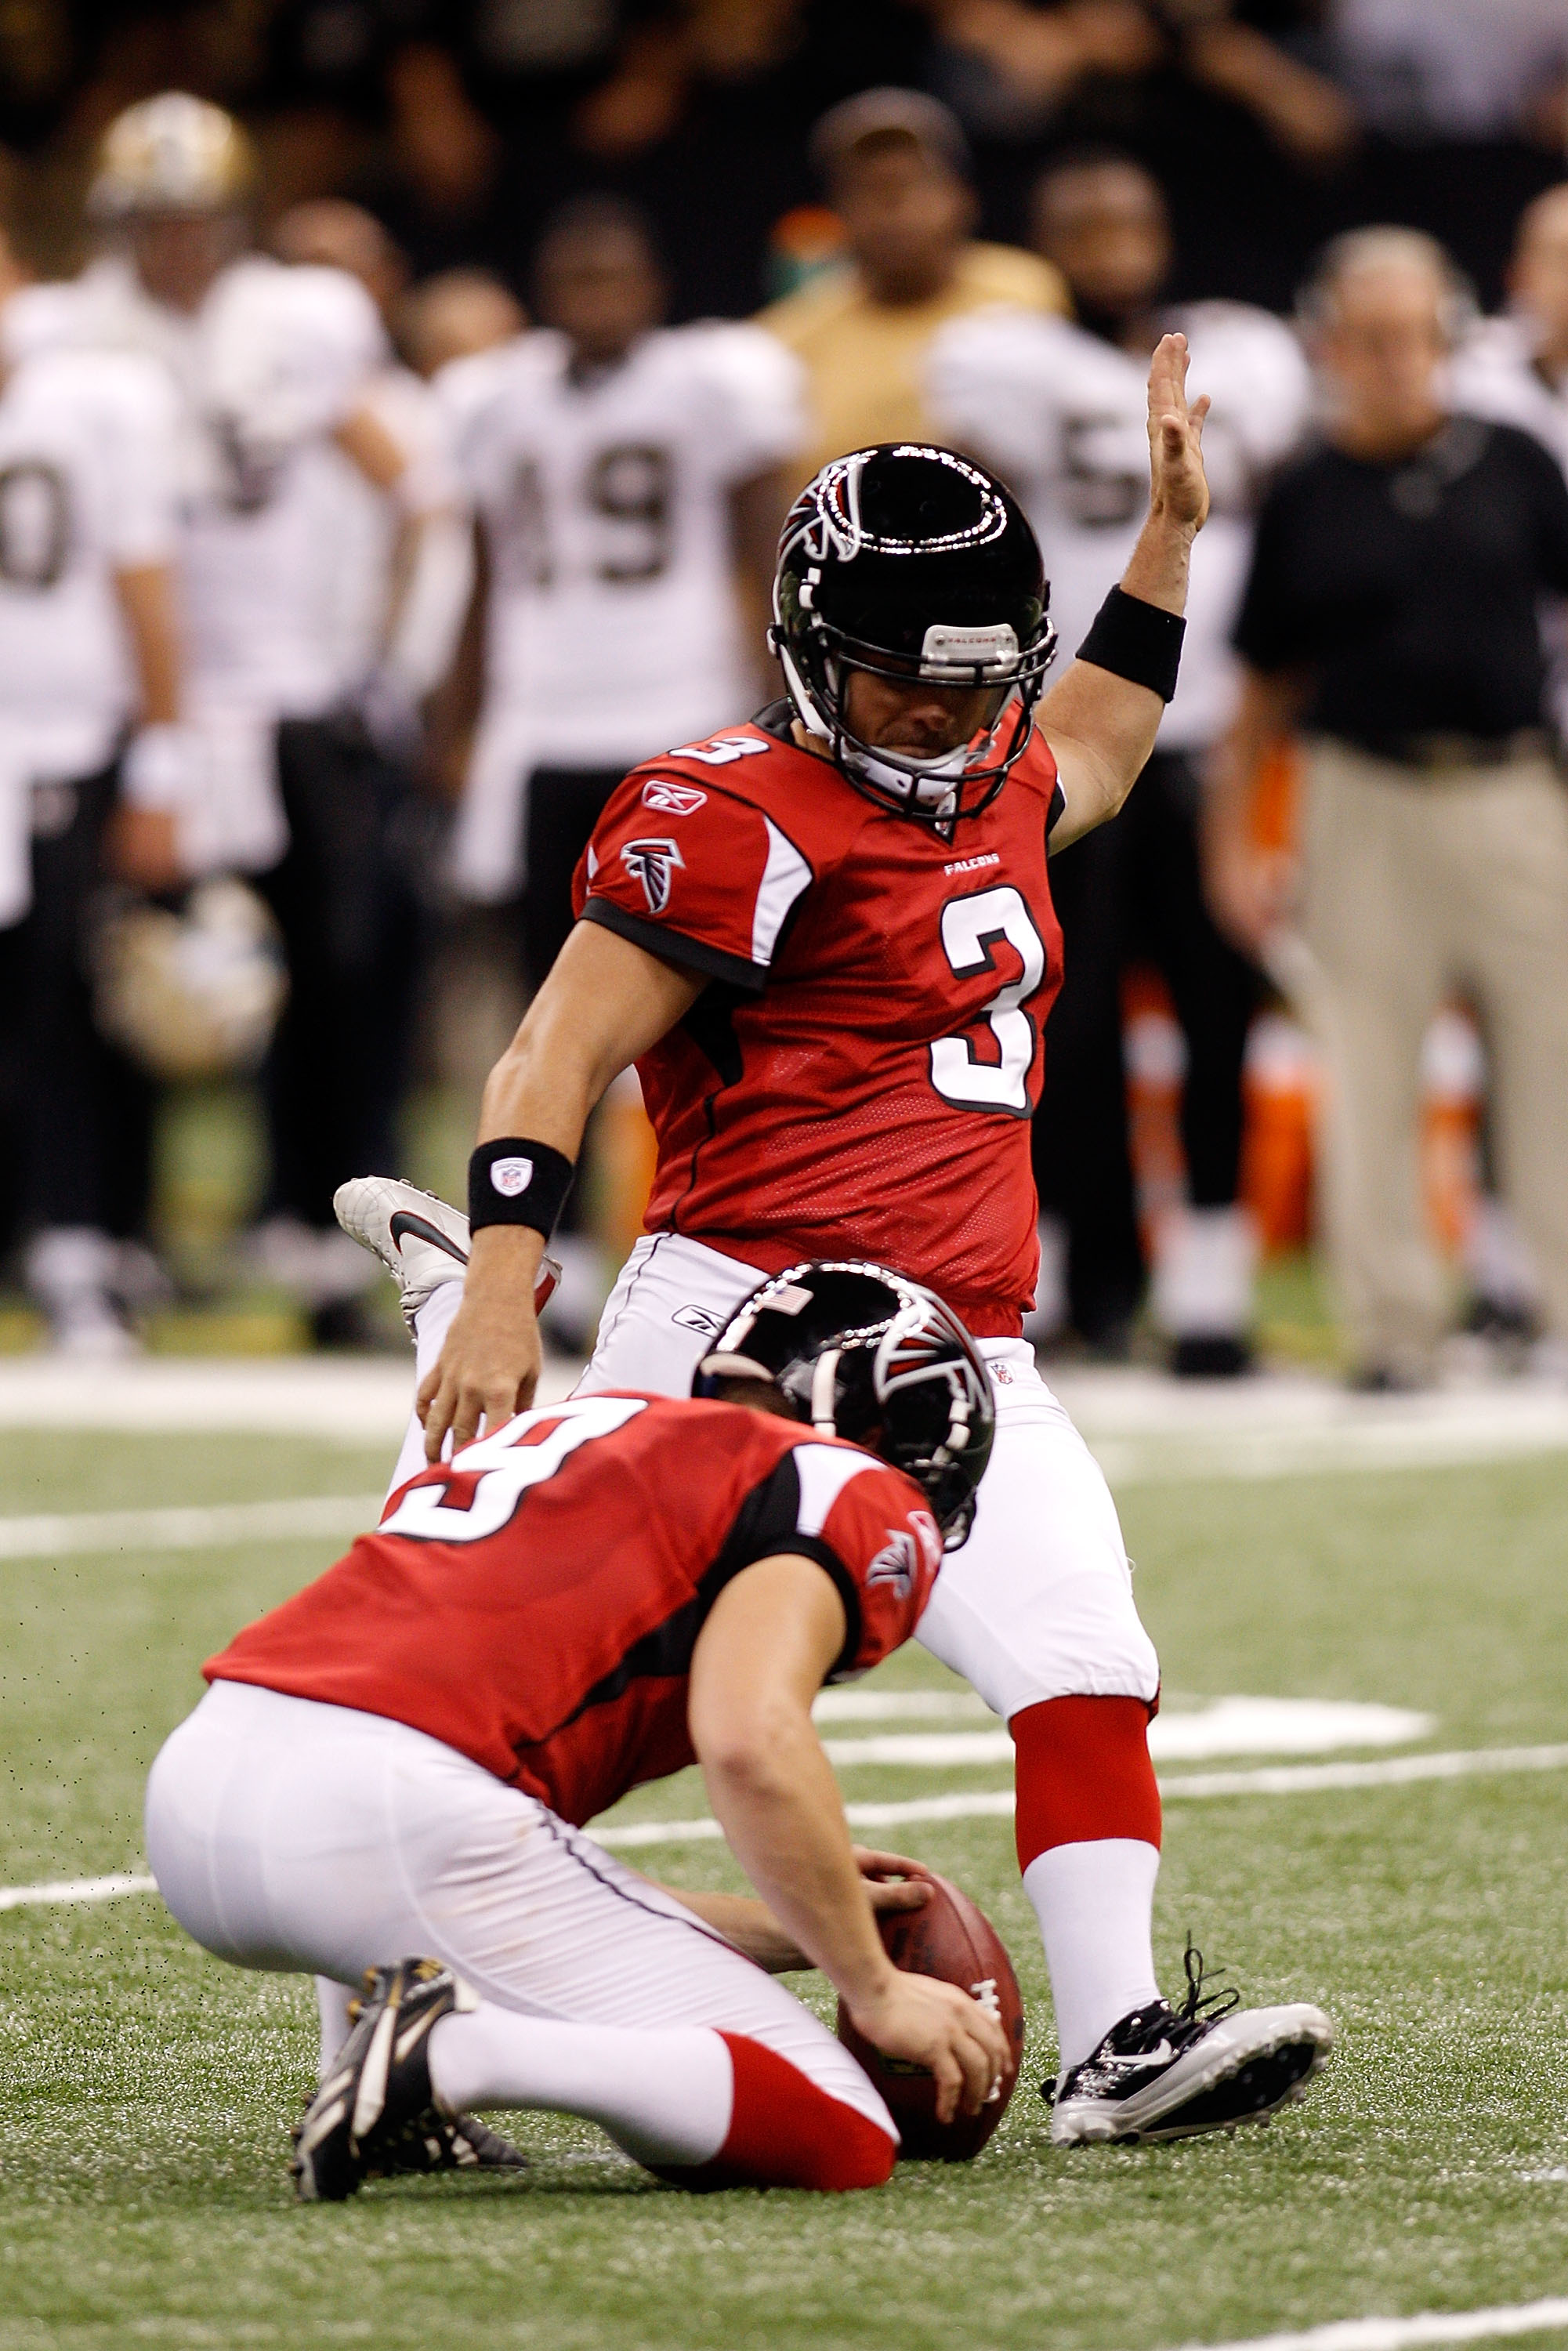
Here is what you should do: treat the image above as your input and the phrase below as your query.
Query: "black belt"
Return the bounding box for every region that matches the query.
[1342,728,1554,774]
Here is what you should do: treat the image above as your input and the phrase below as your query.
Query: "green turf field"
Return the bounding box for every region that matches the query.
[2,1422,1567,2351]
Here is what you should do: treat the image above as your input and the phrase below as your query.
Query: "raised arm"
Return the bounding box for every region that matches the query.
[417,921,701,1455]
[1041,331,1211,849]
[689,1555,1009,2124]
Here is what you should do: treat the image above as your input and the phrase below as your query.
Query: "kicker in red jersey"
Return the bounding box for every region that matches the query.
[574,708,1066,1335]
[204,1391,940,1828]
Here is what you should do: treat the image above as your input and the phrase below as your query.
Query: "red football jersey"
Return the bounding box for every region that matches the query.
[205,1393,940,1828]
[574,712,1065,1334]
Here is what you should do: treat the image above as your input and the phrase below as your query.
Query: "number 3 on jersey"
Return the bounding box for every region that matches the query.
[380,1395,647,1545]
[929,885,1047,1119]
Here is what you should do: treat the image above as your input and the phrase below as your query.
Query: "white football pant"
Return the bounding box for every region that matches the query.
[147,1680,895,2168]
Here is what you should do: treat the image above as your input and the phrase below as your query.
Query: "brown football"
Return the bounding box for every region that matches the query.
[836,1871,1026,2161]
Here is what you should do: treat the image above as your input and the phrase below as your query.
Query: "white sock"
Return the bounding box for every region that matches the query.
[1023,1838,1162,2073]
[427,2005,734,2168]
[316,1976,357,2078]
[384,1277,466,1502]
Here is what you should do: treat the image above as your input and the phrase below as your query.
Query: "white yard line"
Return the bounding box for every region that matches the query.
[592,1743,1568,1848]
[1167,2294,1568,2351]
[818,1699,1436,1770]
[0,1494,386,1560]
[5,1742,1568,1906]
[0,1871,155,1912]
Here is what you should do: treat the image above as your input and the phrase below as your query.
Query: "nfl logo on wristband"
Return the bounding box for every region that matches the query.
[469,1137,575,1240]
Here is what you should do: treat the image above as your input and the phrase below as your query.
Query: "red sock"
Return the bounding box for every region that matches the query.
[1011,1694,1162,1873]
[656,2034,896,2193]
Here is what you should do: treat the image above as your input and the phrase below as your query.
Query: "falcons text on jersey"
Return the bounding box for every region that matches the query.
[204,1393,939,1827]
[574,710,1066,1333]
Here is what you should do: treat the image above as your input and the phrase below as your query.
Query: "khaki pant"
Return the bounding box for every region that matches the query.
[1297,740,1568,1373]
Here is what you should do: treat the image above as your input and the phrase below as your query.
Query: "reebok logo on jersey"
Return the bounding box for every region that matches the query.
[641,779,708,817]
[943,851,1000,876]
[621,836,685,914]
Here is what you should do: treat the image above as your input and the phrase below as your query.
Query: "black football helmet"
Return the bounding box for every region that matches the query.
[692,1259,995,1549]
[770,444,1056,825]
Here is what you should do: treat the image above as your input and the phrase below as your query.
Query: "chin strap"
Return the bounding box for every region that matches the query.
[809,1348,842,1436]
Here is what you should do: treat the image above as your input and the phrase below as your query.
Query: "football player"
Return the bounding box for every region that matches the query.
[356,332,1335,2147]
[12,96,451,1340]
[146,1262,1010,2199]
[927,153,1311,1371]
[437,193,806,1342]
[0,223,189,1350]
[268,200,473,774]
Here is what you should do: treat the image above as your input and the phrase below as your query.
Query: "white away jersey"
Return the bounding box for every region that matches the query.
[0,341,178,762]
[441,321,806,766]
[9,253,386,716]
[927,302,1311,749]
[297,362,463,697]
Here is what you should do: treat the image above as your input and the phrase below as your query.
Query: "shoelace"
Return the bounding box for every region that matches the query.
[1178,1935,1240,2026]
[1037,1940,1244,2106]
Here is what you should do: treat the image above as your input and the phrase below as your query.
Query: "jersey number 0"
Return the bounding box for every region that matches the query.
[929,885,1046,1120]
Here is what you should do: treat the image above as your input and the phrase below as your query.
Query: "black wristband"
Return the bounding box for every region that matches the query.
[469,1139,575,1239]
[1077,586,1186,703]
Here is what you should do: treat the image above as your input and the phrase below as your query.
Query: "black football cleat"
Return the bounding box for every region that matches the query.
[292,1957,498,2201]
[1045,1944,1334,2146]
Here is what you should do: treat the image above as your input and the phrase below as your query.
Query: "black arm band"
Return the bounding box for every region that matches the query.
[469,1139,575,1238]
[1077,586,1186,703]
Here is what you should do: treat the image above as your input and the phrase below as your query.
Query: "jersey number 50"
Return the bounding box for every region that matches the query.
[929,885,1046,1120]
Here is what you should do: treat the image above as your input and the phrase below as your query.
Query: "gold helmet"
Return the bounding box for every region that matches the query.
[89,92,258,220]
[91,878,288,1083]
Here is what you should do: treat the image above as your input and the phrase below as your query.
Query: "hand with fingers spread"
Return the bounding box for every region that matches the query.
[845,1967,1012,2126]
[1146,328,1211,537]
[416,1226,545,1458]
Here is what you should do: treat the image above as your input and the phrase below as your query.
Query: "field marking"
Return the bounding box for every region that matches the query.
[5,1744,1567,1907]
[0,1494,386,1560]
[1169,2293,1568,2351]
[593,1743,1568,1848]
[817,1699,1436,1770]
[0,1871,156,1912]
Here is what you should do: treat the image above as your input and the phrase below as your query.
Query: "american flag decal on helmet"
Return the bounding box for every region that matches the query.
[620,836,685,915]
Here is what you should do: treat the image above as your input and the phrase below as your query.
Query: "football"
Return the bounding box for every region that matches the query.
[836,1872,1026,2161]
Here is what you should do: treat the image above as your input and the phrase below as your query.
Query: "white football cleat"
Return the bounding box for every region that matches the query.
[332,1176,559,1336]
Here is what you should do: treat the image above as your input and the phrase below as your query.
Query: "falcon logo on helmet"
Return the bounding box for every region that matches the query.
[620,836,685,914]
[769,444,1058,828]
[692,1259,996,1549]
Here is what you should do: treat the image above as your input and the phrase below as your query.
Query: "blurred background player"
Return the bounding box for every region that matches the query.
[1208,228,1568,1390]
[15,93,465,1344]
[437,194,806,1346]
[929,152,1309,1371]
[759,88,1066,489]
[0,223,188,1353]
[395,269,526,381]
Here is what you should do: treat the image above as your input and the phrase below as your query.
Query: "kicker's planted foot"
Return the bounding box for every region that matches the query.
[1045,1947,1333,2146]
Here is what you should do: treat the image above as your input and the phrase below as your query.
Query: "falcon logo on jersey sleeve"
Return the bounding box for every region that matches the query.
[621,836,685,914]
[641,779,708,816]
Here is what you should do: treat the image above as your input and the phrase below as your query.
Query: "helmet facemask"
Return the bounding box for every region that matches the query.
[693,1260,996,1551]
